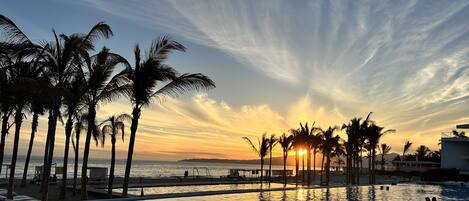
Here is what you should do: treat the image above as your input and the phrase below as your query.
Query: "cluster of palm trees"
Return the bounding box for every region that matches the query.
[0,14,215,200]
[396,141,441,163]
[243,113,396,186]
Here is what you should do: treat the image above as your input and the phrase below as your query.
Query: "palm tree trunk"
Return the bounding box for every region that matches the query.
[325,154,331,185]
[313,149,316,183]
[108,139,116,198]
[40,110,52,194]
[21,112,39,187]
[307,147,311,186]
[72,126,80,195]
[122,107,141,197]
[302,154,305,183]
[295,150,299,186]
[60,118,73,199]
[372,149,376,184]
[81,106,96,200]
[368,153,372,184]
[283,153,287,185]
[260,157,264,183]
[268,148,272,182]
[7,106,24,199]
[320,152,325,185]
[0,111,9,174]
[41,107,59,201]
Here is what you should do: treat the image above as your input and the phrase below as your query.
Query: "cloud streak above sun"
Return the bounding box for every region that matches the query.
[6,0,467,160]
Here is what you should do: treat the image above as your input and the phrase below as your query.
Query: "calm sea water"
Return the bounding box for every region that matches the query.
[156,184,469,201]
[0,156,292,179]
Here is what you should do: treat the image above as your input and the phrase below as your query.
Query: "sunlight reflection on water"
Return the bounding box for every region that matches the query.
[154,184,469,201]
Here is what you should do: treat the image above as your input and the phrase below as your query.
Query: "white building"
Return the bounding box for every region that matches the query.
[441,124,469,173]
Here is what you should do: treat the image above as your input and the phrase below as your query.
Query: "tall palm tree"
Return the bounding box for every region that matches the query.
[120,36,215,197]
[319,126,341,185]
[40,22,113,201]
[278,133,292,185]
[267,134,277,182]
[0,14,36,183]
[365,123,395,184]
[80,47,130,199]
[72,114,87,195]
[99,113,131,198]
[1,21,43,198]
[289,128,302,185]
[402,140,412,161]
[299,122,318,185]
[21,80,47,187]
[380,144,391,171]
[60,73,86,199]
[310,134,321,183]
[243,133,270,183]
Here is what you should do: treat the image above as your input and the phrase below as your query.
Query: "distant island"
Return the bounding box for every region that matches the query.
[179,157,291,166]
[179,153,399,166]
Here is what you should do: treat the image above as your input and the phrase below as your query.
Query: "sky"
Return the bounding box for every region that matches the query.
[1,0,469,161]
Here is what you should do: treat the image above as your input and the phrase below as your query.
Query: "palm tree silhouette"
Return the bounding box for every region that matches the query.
[119,36,215,197]
[243,133,269,183]
[267,134,277,182]
[278,133,292,185]
[39,22,113,201]
[98,113,132,198]
[415,145,430,161]
[72,114,87,195]
[380,144,391,171]
[402,140,413,161]
[0,15,44,198]
[289,128,302,185]
[21,77,49,187]
[319,126,341,185]
[365,123,395,184]
[60,73,86,199]
[80,47,129,199]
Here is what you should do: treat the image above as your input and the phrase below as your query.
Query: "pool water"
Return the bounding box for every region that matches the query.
[156,184,469,201]
[114,183,295,196]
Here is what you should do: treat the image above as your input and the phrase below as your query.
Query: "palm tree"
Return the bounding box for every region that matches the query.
[289,128,302,185]
[21,83,47,187]
[365,123,395,184]
[72,114,87,195]
[243,133,270,183]
[59,73,86,199]
[380,144,391,171]
[415,145,430,162]
[80,47,130,199]
[120,36,215,197]
[310,134,321,183]
[319,126,341,185]
[267,134,277,182]
[278,133,292,185]
[402,140,412,161]
[451,130,466,138]
[299,122,318,186]
[99,113,132,198]
[40,22,113,201]
[0,19,43,198]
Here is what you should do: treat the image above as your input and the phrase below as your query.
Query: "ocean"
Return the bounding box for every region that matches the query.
[0,155,294,179]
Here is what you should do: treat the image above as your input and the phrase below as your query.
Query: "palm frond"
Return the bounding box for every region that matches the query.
[148,35,185,61]
[0,14,31,44]
[150,73,215,100]
[242,137,260,156]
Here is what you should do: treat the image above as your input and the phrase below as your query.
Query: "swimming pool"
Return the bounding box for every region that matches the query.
[154,183,469,200]
[114,183,295,196]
